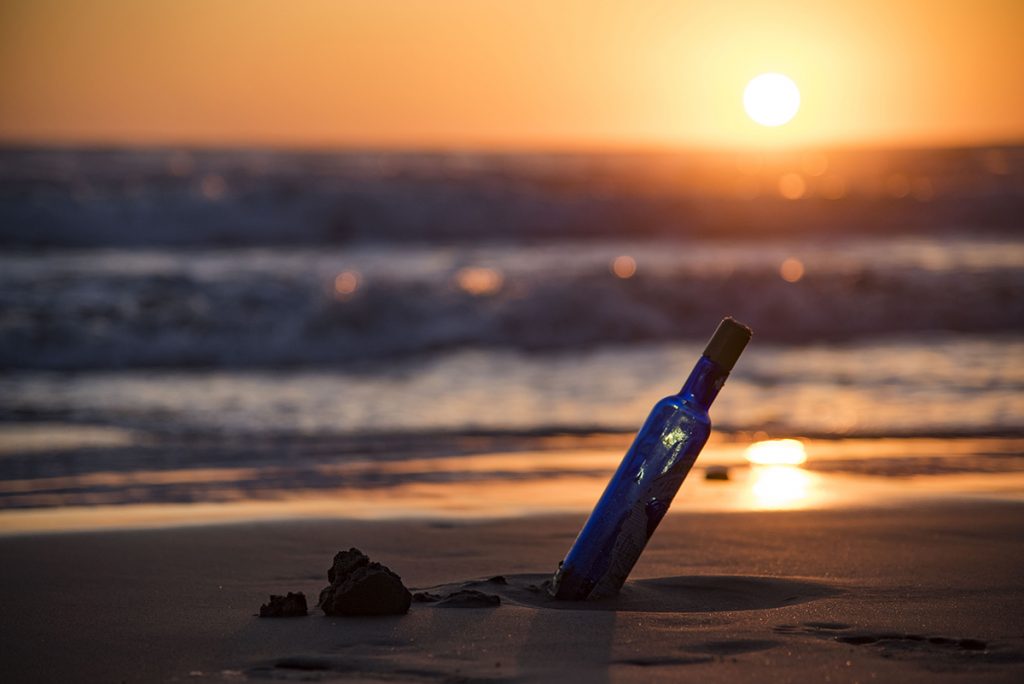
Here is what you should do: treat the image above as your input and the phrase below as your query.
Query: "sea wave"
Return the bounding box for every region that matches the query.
[1,239,1022,369]
[2,147,1021,247]
[2,338,1022,438]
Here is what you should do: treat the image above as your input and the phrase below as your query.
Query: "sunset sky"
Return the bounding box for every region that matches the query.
[1,0,1022,150]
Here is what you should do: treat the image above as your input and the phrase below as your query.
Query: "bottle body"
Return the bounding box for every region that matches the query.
[551,345,745,600]
[551,393,712,600]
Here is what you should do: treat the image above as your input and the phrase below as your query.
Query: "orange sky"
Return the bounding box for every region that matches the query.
[1,0,1022,150]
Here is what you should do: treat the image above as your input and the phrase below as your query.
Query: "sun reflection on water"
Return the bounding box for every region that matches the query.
[5,435,1024,533]
[744,438,807,465]
[748,465,812,509]
[742,438,812,509]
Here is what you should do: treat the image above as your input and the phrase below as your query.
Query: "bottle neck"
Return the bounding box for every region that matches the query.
[678,356,730,409]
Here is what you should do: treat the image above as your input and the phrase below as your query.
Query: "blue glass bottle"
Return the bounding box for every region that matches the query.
[550,317,751,600]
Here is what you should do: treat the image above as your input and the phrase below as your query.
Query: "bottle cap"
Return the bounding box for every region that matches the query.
[702,317,752,371]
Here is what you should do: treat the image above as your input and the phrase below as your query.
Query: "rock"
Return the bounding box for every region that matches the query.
[412,591,442,603]
[704,465,730,481]
[326,547,369,584]
[318,548,412,616]
[259,592,308,617]
[435,589,501,608]
[486,575,508,585]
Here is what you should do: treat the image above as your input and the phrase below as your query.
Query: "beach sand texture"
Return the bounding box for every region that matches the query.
[2,502,1022,683]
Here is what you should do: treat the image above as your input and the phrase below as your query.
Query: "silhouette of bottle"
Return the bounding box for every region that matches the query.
[550,317,752,600]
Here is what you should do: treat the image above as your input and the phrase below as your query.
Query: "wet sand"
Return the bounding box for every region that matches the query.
[3,432,1024,534]
[1,501,1022,683]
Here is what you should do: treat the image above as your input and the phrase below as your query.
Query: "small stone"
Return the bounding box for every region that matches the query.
[704,465,730,481]
[412,591,442,603]
[486,575,508,585]
[958,638,986,651]
[259,592,308,617]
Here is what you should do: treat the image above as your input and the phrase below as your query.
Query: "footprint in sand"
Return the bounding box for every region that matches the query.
[612,640,783,669]
[774,621,1024,667]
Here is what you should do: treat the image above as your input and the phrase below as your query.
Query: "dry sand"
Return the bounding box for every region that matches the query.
[1,502,1022,683]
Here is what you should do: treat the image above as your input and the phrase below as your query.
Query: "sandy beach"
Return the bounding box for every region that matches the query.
[2,500,1022,683]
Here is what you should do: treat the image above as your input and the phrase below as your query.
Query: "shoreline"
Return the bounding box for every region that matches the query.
[3,470,1024,537]
[1,432,1022,536]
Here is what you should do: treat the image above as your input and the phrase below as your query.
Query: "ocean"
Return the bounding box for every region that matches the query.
[1,147,1022,524]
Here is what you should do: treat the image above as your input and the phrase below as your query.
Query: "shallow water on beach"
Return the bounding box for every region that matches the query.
[2,336,1022,438]
[1,428,1022,533]
[2,316,1022,533]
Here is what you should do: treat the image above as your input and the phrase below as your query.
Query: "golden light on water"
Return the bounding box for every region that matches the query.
[455,267,504,296]
[744,438,808,465]
[779,258,805,283]
[743,73,801,127]
[778,172,807,199]
[885,173,911,198]
[911,177,935,202]
[733,176,760,200]
[611,255,637,279]
[800,152,829,177]
[743,438,812,509]
[6,434,1024,532]
[819,175,847,200]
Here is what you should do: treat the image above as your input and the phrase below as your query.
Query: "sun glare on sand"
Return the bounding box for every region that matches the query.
[744,73,801,127]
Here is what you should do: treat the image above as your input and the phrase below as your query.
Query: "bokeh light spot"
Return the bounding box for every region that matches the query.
[200,174,227,200]
[819,174,847,200]
[456,267,504,296]
[778,173,806,200]
[981,149,1010,175]
[611,255,637,279]
[333,271,361,299]
[167,151,194,177]
[779,258,805,283]
[800,152,829,177]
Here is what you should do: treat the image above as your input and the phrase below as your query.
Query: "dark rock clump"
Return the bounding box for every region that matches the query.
[412,591,442,603]
[259,592,308,617]
[318,548,412,616]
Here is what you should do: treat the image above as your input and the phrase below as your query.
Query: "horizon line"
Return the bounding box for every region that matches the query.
[2,135,1023,157]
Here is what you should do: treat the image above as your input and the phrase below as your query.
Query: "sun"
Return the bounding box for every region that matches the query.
[743,73,801,127]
